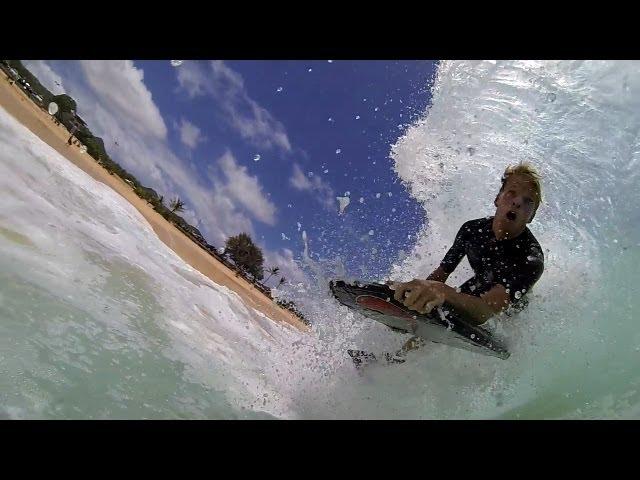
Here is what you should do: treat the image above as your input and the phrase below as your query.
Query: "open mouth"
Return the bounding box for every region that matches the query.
[506,210,517,221]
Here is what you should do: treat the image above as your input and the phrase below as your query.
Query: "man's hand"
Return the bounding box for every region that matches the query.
[389,279,446,314]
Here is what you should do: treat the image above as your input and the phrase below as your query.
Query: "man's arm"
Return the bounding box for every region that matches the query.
[391,280,510,326]
[437,222,470,278]
[427,265,449,283]
[439,283,509,325]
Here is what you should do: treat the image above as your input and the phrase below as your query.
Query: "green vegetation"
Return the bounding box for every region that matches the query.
[2,59,307,325]
[82,136,108,162]
[5,60,55,105]
[275,299,309,325]
[224,233,265,281]
[51,93,77,114]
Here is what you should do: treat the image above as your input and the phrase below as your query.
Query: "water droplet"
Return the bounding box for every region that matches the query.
[276,87,283,93]
[514,291,522,299]
[374,107,379,112]
[355,115,360,120]
[369,230,374,236]
[328,117,334,122]
[335,148,341,154]
[327,60,333,63]
[308,68,312,72]
[307,171,314,177]
[324,169,329,173]
[546,92,557,103]
[170,60,183,67]
[387,192,392,197]
[337,197,350,215]
[467,146,476,156]
[376,193,381,198]
[359,197,364,203]
[253,154,261,162]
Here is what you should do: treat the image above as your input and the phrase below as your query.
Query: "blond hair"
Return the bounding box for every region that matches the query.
[499,162,543,218]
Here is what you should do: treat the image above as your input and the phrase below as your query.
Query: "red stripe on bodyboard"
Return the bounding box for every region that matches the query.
[355,295,413,319]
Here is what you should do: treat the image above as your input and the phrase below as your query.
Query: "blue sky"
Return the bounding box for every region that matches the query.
[22,60,437,283]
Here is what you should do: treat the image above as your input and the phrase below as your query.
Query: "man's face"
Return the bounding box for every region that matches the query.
[494,175,538,235]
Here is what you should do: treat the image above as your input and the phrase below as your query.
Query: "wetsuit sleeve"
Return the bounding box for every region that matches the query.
[502,249,544,303]
[439,222,469,274]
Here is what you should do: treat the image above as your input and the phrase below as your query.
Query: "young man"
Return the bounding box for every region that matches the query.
[388,162,545,357]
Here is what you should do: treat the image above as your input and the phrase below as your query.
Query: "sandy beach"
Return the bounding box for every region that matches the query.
[0,75,309,332]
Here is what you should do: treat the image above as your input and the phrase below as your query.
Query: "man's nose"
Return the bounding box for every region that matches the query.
[512,198,522,208]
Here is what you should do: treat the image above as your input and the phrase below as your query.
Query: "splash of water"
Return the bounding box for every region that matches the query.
[284,61,640,419]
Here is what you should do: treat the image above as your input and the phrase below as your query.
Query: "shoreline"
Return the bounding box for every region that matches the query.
[0,74,309,332]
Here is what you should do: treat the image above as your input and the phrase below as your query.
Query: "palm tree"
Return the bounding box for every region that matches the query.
[264,266,280,284]
[169,197,185,213]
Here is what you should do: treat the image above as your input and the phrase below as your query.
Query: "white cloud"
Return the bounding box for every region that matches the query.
[37,60,263,247]
[79,60,167,139]
[175,61,208,98]
[90,103,252,243]
[262,247,308,285]
[21,60,66,95]
[177,61,291,152]
[177,118,205,149]
[289,163,335,209]
[20,60,314,291]
[215,151,277,226]
[290,163,313,191]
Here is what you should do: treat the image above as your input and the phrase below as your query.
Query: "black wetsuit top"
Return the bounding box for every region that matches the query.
[440,217,544,310]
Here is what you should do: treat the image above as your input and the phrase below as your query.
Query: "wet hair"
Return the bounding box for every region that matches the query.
[497,162,543,221]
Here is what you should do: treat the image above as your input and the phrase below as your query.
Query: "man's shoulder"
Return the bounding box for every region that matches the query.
[521,228,545,265]
[460,216,492,231]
